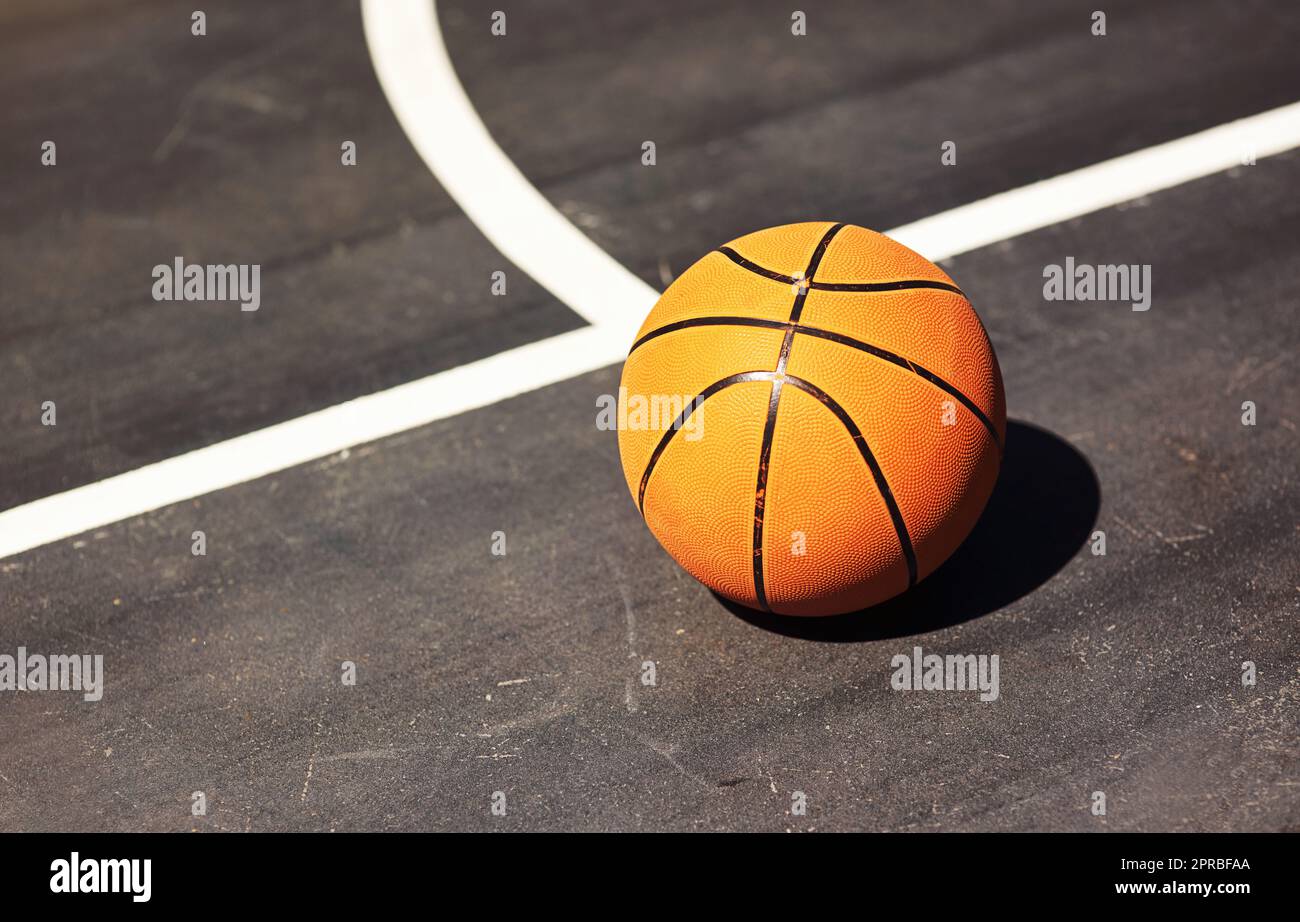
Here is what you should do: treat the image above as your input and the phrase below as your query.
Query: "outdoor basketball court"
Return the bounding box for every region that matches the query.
[1,0,1296,831]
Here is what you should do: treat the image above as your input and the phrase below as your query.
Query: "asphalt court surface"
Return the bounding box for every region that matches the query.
[1,0,1297,830]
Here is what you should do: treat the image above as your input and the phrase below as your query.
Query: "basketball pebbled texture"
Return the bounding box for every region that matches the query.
[617,222,1006,617]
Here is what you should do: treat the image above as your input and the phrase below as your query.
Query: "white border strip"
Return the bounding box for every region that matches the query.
[361,0,657,331]
[2,0,1298,560]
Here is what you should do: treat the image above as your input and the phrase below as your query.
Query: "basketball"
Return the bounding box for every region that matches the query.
[617,222,1006,616]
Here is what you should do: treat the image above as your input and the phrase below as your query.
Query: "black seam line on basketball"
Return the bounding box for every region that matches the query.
[626,280,967,356]
[628,316,790,355]
[792,326,1003,452]
[782,374,918,589]
[811,279,965,296]
[778,223,844,369]
[625,316,1002,452]
[793,223,844,308]
[752,223,846,612]
[715,245,964,298]
[636,371,777,517]
[715,247,798,284]
[750,375,784,612]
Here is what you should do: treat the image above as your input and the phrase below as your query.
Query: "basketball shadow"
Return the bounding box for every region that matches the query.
[720,421,1100,641]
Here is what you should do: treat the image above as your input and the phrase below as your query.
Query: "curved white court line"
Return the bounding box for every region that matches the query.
[2,0,1299,560]
[361,0,656,337]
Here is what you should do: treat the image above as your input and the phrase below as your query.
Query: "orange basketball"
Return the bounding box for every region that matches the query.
[617,222,1005,616]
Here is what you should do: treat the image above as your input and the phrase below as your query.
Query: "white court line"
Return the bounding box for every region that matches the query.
[891,102,1300,261]
[361,0,657,333]
[2,0,1299,560]
[0,325,628,560]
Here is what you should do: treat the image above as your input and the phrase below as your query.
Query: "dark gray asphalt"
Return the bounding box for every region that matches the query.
[0,0,1296,831]
[0,0,581,508]
[445,0,1300,285]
